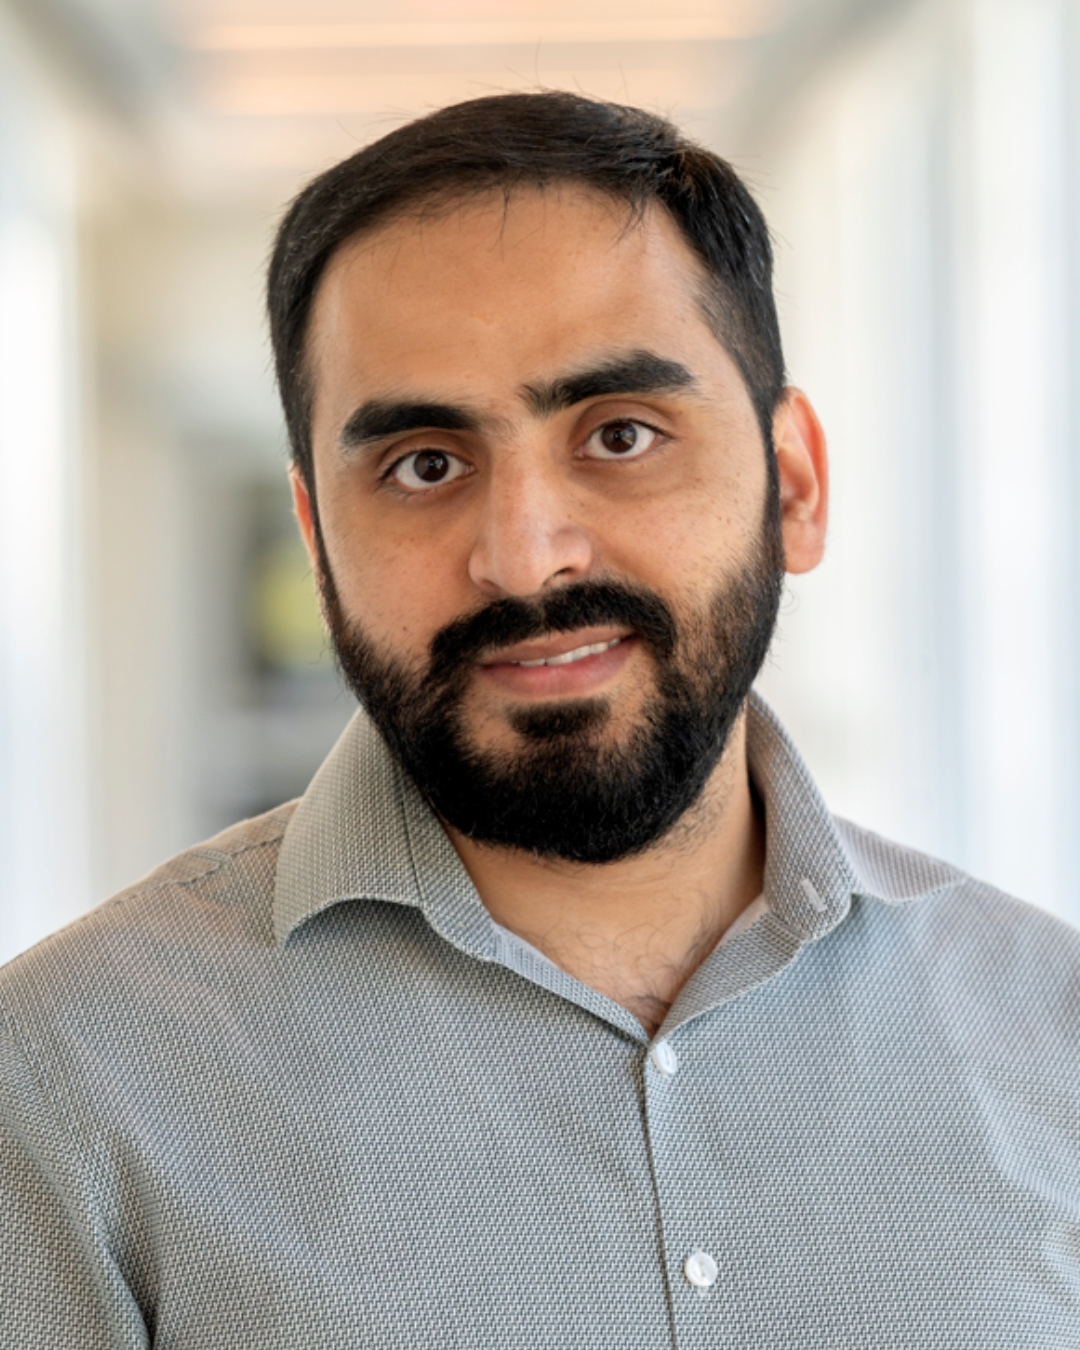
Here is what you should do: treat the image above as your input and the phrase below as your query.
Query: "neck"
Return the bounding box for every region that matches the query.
[447,711,765,1037]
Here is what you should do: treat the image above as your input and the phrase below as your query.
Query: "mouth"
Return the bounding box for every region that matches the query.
[481,628,632,668]
[509,636,625,668]
[477,628,636,698]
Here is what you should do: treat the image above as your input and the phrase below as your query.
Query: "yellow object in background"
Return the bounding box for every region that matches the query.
[252,534,330,675]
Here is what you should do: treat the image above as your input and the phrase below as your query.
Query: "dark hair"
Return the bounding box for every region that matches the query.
[267,90,786,492]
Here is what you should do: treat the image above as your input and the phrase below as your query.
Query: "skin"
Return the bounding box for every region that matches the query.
[293,186,828,1036]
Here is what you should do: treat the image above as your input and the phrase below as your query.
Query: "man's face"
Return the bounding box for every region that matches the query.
[299,188,793,861]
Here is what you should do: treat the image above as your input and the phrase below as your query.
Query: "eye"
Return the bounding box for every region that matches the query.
[387,449,470,492]
[582,419,662,461]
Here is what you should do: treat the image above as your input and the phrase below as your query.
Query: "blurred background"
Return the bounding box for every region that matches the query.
[1,0,1078,963]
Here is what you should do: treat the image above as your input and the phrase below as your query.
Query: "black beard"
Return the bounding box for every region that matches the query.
[317,508,783,864]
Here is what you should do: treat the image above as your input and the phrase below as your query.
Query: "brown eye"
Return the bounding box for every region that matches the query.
[390,449,470,492]
[600,422,640,453]
[584,420,661,462]
[416,451,449,481]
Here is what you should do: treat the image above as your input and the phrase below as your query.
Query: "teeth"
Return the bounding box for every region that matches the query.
[513,637,623,668]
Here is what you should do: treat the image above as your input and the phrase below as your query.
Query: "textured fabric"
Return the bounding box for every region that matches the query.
[2,691,1079,1347]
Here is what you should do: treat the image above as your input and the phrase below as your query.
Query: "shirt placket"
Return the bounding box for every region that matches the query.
[640,1024,735,1350]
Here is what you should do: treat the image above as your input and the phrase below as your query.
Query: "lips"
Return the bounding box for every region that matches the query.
[481,629,631,669]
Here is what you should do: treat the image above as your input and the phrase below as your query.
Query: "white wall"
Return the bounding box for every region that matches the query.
[755,0,1080,921]
[0,10,93,962]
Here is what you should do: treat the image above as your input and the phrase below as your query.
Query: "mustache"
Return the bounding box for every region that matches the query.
[427,580,678,685]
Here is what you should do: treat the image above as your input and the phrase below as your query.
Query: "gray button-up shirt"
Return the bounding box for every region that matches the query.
[2,693,1080,1347]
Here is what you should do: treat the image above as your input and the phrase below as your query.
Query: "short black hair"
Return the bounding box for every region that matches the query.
[267,90,786,492]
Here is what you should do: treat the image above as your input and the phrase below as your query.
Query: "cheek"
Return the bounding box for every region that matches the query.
[607,468,766,585]
[318,497,475,654]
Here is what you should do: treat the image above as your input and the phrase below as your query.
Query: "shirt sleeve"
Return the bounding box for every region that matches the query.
[0,1005,148,1350]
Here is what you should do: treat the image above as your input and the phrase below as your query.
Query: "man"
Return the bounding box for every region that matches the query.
[2,92,1078,1347]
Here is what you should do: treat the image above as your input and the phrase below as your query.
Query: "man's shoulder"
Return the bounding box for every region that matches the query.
[835,812,1073,923]
[0,803,298,1025]
[114,801,297,904]
[834,815,1080,1044]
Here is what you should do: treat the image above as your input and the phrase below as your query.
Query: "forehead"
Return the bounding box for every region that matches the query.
[305,187,716,398]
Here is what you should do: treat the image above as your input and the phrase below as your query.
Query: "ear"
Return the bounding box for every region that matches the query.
[773,387,828,575]
[289,463,320,572]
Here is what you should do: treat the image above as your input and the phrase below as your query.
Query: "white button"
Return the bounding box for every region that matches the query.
[683,1249,719,1289]
[649,1040,679,1077]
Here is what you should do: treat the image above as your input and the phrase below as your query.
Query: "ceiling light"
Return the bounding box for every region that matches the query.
[185,14,774,51]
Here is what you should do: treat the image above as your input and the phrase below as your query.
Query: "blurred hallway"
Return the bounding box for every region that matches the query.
[1,0,1078,962]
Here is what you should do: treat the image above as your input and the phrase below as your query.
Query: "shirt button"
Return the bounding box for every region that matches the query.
[683,1249,719,1289]
[649,1040,679,1077]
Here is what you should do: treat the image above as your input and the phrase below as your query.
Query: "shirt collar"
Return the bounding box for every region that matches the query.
[273,704,493,955]
[274,691,957,951]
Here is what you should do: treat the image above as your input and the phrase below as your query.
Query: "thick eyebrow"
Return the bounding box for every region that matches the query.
[521,350,699,416]
[339,399,482,452]
[337,350,698,454]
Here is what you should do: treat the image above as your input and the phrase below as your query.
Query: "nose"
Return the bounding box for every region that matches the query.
[467,453,594,598]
